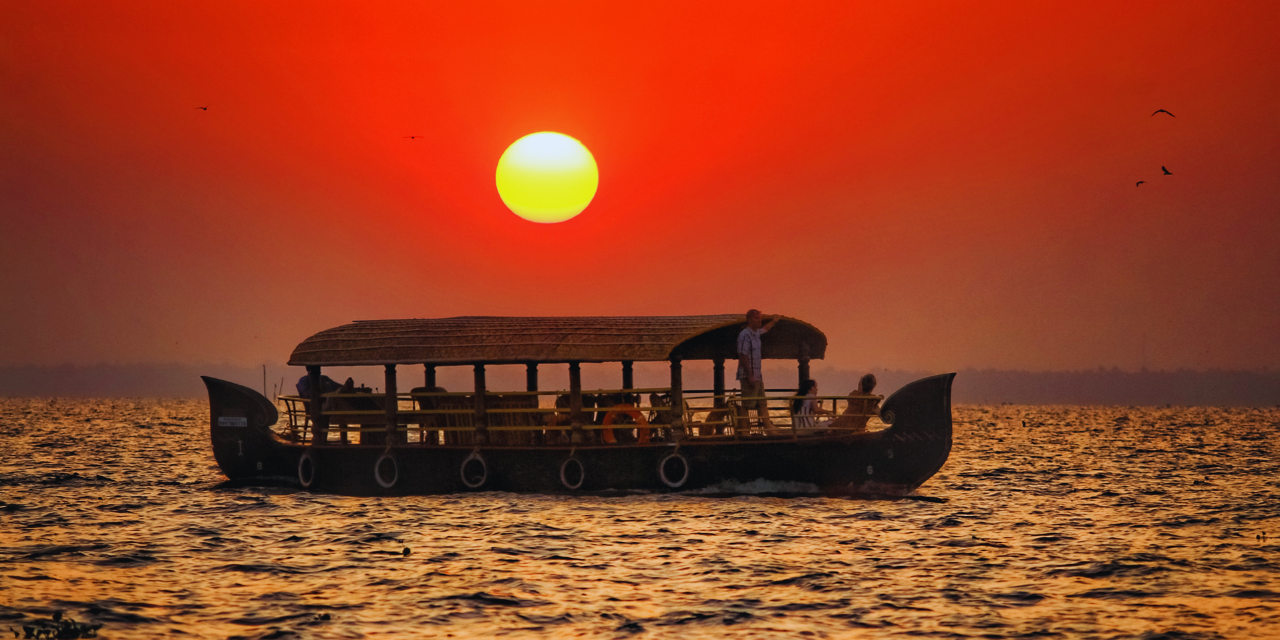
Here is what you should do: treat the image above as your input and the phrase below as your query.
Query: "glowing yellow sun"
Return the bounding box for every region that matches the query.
[495,132,598,223]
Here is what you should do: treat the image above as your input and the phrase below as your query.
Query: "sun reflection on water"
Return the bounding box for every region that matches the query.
[0,400,1276,638]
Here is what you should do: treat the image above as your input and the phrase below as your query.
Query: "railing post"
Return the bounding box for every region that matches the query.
[568,362,584,444]
[307,365,326,445]
[670,356,684,441]
[621,360,634,402]
[384,364,398,445]
[474,364,488,445]
[424,363,436,389]
[712,357,726,408]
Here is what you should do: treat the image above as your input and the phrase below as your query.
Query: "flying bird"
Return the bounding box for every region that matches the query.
[1151,109,1175,117]
[1162,166,1172,175]
[195,105,209,111]
[1136,181,1145,187]
[403,136,425,139]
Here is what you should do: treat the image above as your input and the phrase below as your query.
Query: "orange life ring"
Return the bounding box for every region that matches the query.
[602,405,649,444]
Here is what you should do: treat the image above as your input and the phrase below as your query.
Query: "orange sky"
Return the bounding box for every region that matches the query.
[2,1,1278,372]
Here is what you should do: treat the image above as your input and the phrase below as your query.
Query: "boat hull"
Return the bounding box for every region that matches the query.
[201,373,954,497]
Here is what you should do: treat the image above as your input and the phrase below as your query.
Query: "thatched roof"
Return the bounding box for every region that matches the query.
[288,315,827,366]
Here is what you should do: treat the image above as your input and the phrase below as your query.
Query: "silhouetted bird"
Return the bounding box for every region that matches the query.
[1152,109,1175,117]
[403,136,424,139]
[196,105,209,111]
[1136,181,1145,187]
[1162,166,1172,175]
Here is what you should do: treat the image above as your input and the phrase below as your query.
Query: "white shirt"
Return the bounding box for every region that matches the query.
[795,397,818,429]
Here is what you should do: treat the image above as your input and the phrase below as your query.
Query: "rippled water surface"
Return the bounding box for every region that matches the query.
[1,399,1278,639]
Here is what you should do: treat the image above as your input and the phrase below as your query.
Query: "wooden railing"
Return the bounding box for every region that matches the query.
[276,389,884,445]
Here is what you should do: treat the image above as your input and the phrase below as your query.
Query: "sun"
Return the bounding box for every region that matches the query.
[495,132,598,223]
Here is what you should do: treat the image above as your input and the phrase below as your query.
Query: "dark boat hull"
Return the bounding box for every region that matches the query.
[202,373,954,496]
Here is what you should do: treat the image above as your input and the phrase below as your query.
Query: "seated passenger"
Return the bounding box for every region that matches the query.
[295,374,342,444]
[792,379,834,430]
[545,394,573,445]
[698,407,734,437]
[326,378,383,444]
[328,378,356,444]
[295,374,340,399]
[411,386,448,446]
[831,374,879,432]
[648,392,673,441]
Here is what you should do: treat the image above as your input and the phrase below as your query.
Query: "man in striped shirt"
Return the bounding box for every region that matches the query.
[737,309,779,430]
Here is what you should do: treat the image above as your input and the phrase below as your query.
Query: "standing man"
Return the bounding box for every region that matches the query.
[737,309,779,430]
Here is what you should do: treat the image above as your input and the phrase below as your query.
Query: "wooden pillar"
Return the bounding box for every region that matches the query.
[473,364,488,445]
[712,357,726,408]
[384,364,398,444]
[525,363,540,442]
[421,363,437,447]
[307,365,325,445]
[669,356,684,440]
[526,363,538,392]
[798,342,811,387]
[621,360,634,402]
[568,362,584,444]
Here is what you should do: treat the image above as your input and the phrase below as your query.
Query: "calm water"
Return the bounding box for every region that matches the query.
[1,399,1277,639]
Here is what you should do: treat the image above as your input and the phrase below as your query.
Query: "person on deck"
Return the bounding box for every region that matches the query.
[295,373,341,399]
[792,379,835,430]
[737,309,779,430]
[328,378,357,444]
[831,374,879,432]
[295,373,341,445]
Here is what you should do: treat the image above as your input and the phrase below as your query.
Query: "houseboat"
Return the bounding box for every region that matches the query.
[202,315,954,496]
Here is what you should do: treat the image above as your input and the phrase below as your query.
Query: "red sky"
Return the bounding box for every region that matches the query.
[2,1,1278,373]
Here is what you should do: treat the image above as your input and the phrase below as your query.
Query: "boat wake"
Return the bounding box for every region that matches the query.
[682,478,821,495]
